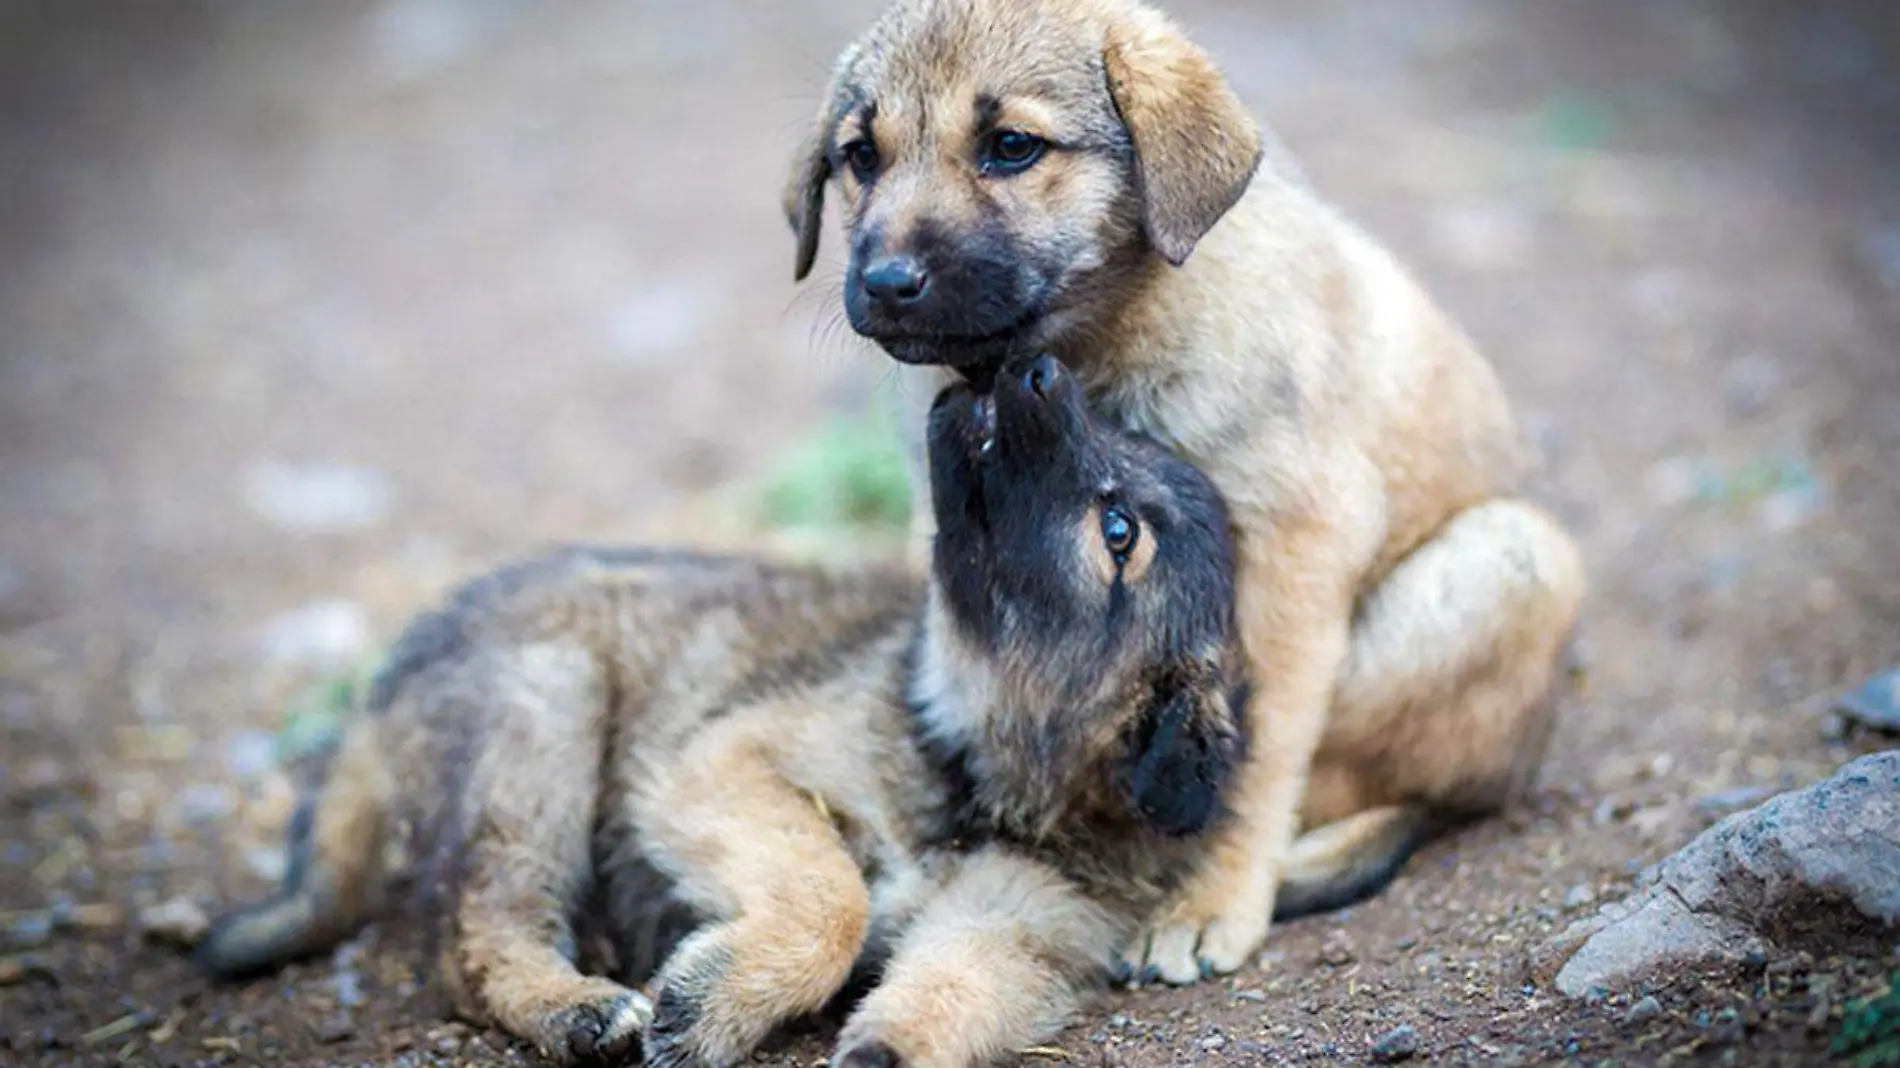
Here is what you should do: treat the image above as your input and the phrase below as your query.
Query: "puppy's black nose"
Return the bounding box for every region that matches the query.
[860,255,930,308]
[1024,354,1062,400]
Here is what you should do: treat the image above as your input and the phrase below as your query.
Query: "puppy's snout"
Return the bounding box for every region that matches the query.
[860,255,930,310]
[1024,355,1062,401]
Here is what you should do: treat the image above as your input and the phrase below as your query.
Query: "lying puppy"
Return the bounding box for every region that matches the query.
[200,355,1249,1068]
[785,0,1588,982]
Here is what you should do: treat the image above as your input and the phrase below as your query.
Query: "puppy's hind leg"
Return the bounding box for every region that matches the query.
[636,725,872,1068]
[1285,498,1585,916]
[444,647,649,1067]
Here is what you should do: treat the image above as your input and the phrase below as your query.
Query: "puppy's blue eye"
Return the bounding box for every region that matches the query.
[1102,506,1138,562]
[843,139,880,180]
[980,130,1046,176]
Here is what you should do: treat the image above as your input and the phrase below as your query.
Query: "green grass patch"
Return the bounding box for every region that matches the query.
[758,398,911,535]
[276,656,382,763]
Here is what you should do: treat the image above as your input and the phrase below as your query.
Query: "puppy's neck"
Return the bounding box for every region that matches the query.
[905,589,1128,841]
[1056,181,1329,426]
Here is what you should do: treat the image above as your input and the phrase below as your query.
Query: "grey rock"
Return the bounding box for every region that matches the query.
[1625,995,1662,1025]
[1369,1025,1420,1063]
[1563,883,1595,910]
[1838,666,1900,733]
[1534,752,1900,997]
[139,896,210,948]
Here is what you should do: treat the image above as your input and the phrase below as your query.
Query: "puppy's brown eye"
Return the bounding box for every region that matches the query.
[980,130,1046,176]
[843,139,880,180]
[1102,506,1138,563]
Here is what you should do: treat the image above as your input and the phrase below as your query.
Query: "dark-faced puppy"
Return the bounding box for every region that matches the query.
[198,354,1248,1068]
[920,354,1241,845]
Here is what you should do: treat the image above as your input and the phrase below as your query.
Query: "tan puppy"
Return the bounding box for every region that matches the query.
[199,357,1254,1068]
[785,0,1586,982]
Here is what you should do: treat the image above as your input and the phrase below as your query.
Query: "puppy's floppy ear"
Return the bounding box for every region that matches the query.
[783,122,831,283]
[1102,11,1263,267]
[1127,661,1243,837]
[783,44,862,282]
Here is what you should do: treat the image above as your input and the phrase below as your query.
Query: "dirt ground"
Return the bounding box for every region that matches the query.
[3,1,1898,1066]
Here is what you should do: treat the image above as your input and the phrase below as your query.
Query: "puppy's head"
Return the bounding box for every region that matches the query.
[785,0,1263,372]
[922,354,1244,835]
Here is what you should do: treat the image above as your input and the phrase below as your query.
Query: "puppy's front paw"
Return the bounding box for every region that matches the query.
[544,988,651,1066]
[1116,873,1272,986]
[644,928,781,1068]
[644,976,715,1068]
[832,1039,907,1068]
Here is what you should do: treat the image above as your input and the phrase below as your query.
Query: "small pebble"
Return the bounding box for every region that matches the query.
[1317,931,1355,966]
[315,1012,356,1044]
[334,966,367,1008]
[138,896,210,948]
[1369,1025,1420,1063]
[1837,667,1900,733]
[1201,1034,1228,1051]
[175,783,236,824]
[6,911,53,948]
[1626,995,1662,1025]
[1563,884,1595,910]
[1231,987,1266,1003]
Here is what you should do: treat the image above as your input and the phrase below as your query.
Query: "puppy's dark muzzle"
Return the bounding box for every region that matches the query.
[993,354,1087,459]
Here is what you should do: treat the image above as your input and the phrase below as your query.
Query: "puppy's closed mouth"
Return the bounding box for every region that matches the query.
[865,301,1049,371]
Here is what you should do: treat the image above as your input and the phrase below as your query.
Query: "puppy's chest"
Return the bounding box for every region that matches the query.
[920,750,1198,911]
[1086,370,1295,515]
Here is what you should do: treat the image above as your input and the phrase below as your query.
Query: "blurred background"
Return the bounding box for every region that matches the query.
[1,1,1897,1064]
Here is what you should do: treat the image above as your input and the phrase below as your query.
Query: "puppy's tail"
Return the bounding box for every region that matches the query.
[1272,804,1451,923]
[198,715,396,978]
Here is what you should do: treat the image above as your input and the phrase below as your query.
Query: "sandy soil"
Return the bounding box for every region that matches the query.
[2,2,1897,1065]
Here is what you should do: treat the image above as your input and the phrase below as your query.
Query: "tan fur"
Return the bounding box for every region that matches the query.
[788,0,1587,982]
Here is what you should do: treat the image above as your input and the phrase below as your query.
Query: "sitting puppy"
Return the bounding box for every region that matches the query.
[200,355,1254,1068]
[783,0,1588,983]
